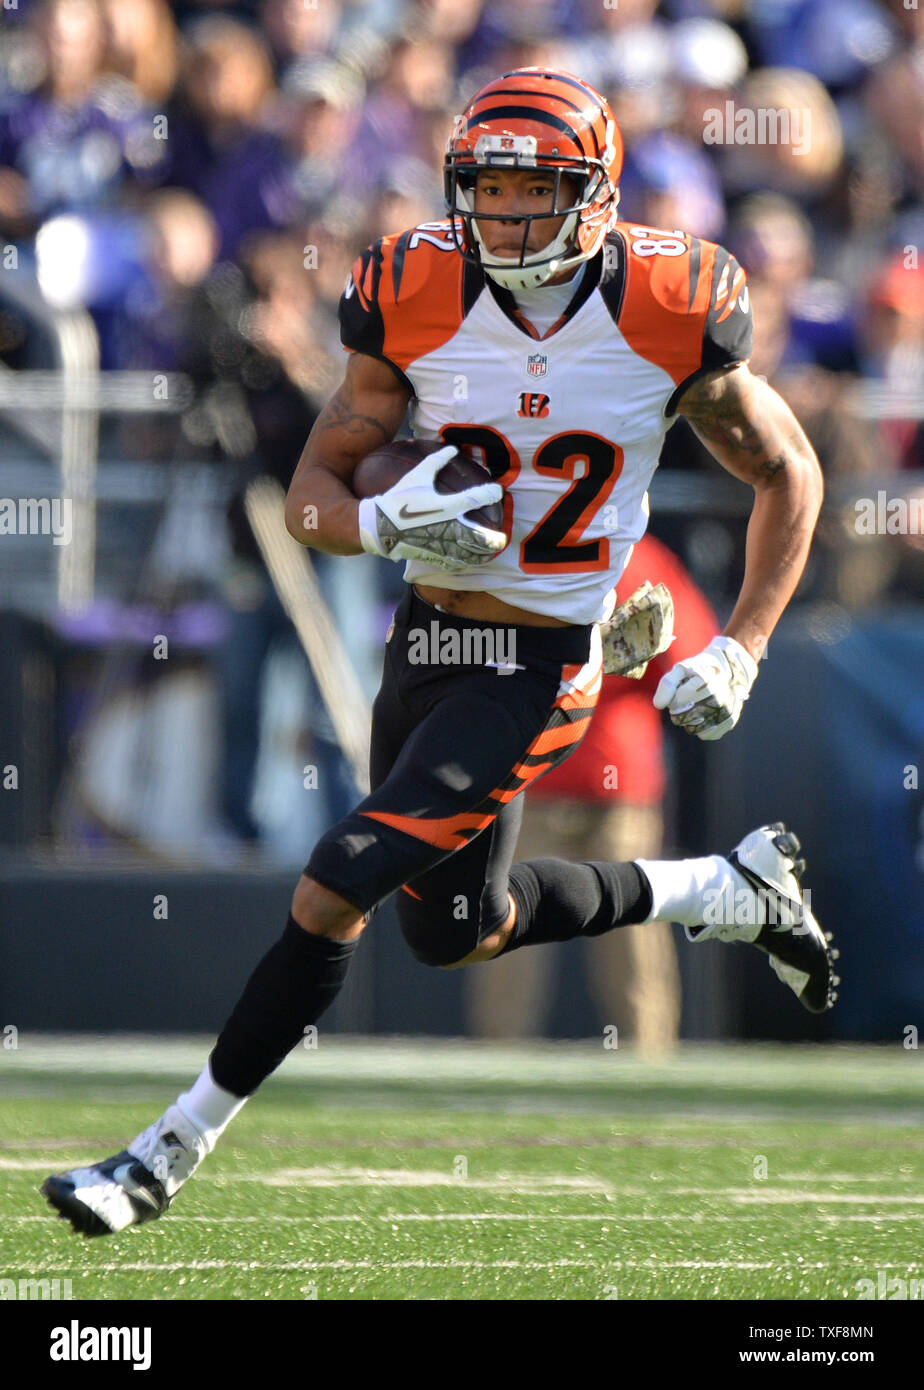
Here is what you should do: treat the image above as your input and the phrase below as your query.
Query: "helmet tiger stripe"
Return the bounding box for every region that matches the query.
[445,68,622,290]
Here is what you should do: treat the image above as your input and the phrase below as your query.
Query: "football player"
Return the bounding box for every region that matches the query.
[43,68,836,1236]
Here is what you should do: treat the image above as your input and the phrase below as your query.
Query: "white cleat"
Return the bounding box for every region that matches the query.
[687,822,838,1014]
[41,1104,207,1237]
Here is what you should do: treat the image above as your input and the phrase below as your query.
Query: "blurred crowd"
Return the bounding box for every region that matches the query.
[0,1,919,947]
[1,0,922,450]
[0,3,919,1041]
[1,0,922,492]
[1,1,922,855]
[0,2,920,645]
[0,2,922,628]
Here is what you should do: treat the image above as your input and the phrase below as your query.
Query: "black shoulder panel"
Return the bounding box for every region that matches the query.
[339,241,386,357]
[702,245,753,372]
[597,231,627,326]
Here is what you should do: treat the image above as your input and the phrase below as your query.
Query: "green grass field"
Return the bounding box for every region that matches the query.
[2,1037,922,1302]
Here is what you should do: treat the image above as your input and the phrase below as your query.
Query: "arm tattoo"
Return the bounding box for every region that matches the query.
[679,369,814,484]
[315,387,392,444]
[760,450,787,481]
[682,375,767,458]
[754,428,815,481]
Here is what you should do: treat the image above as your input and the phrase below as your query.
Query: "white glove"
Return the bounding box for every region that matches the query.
[357,445,505,573]
[653,635,759,740]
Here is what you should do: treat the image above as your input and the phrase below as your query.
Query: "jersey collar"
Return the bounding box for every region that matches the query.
[479,243,613,341]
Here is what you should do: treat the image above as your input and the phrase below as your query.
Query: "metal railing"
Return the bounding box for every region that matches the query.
[0,270,191,610]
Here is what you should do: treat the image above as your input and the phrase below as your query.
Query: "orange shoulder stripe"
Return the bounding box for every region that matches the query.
[612,225,716,386]
[377,224,468,372]
[716,264,748,324]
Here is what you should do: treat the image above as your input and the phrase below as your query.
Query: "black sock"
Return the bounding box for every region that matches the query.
[501,859,653,954]
[209,914,358,1097]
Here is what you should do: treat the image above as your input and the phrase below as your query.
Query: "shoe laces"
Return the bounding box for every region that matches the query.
[130,1110,204,1181]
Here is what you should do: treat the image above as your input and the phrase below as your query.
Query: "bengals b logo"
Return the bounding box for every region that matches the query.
[518,392,550,418]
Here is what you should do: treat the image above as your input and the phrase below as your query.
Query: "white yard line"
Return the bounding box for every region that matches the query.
[4,1035,920,1101]
[729,1192,924,1204]
[12,1210,924,1224]
[14,1152,923,1202]
[368,1209,924,1222]
[10,1260,617,1274]
[13,1213,355,1223]
[254,1173,924,1202]
[259,1168,613,1190]
[23,1258,922,1274]
[12,1259,800,1273]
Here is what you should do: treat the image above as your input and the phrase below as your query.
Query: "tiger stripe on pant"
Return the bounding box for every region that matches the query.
[304,589,600,947]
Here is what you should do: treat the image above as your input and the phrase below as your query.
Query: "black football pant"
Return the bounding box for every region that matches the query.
[209,584,651,1094]
[305,585,601,965]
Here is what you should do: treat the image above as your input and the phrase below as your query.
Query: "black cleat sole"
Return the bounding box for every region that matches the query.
[40,1149,169,1237]
[41,1177,115,1238]
[730,825,839,1014]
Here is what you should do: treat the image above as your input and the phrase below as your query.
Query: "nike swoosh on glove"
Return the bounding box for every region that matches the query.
[653,635,759,740]
[357,445,505,573]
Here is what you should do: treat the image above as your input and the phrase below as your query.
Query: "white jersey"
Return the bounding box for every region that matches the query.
[340,219,753,624]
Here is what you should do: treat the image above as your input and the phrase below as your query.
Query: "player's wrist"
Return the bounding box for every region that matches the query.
[357,497,392,559]
[710,634,759,685]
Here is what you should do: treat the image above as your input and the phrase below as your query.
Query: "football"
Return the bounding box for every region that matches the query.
[351,439,504,531]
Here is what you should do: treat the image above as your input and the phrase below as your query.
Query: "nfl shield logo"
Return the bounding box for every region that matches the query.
[526,353,548,378]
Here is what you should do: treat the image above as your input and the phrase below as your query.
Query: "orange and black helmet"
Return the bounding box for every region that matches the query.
[444,67,623,290]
